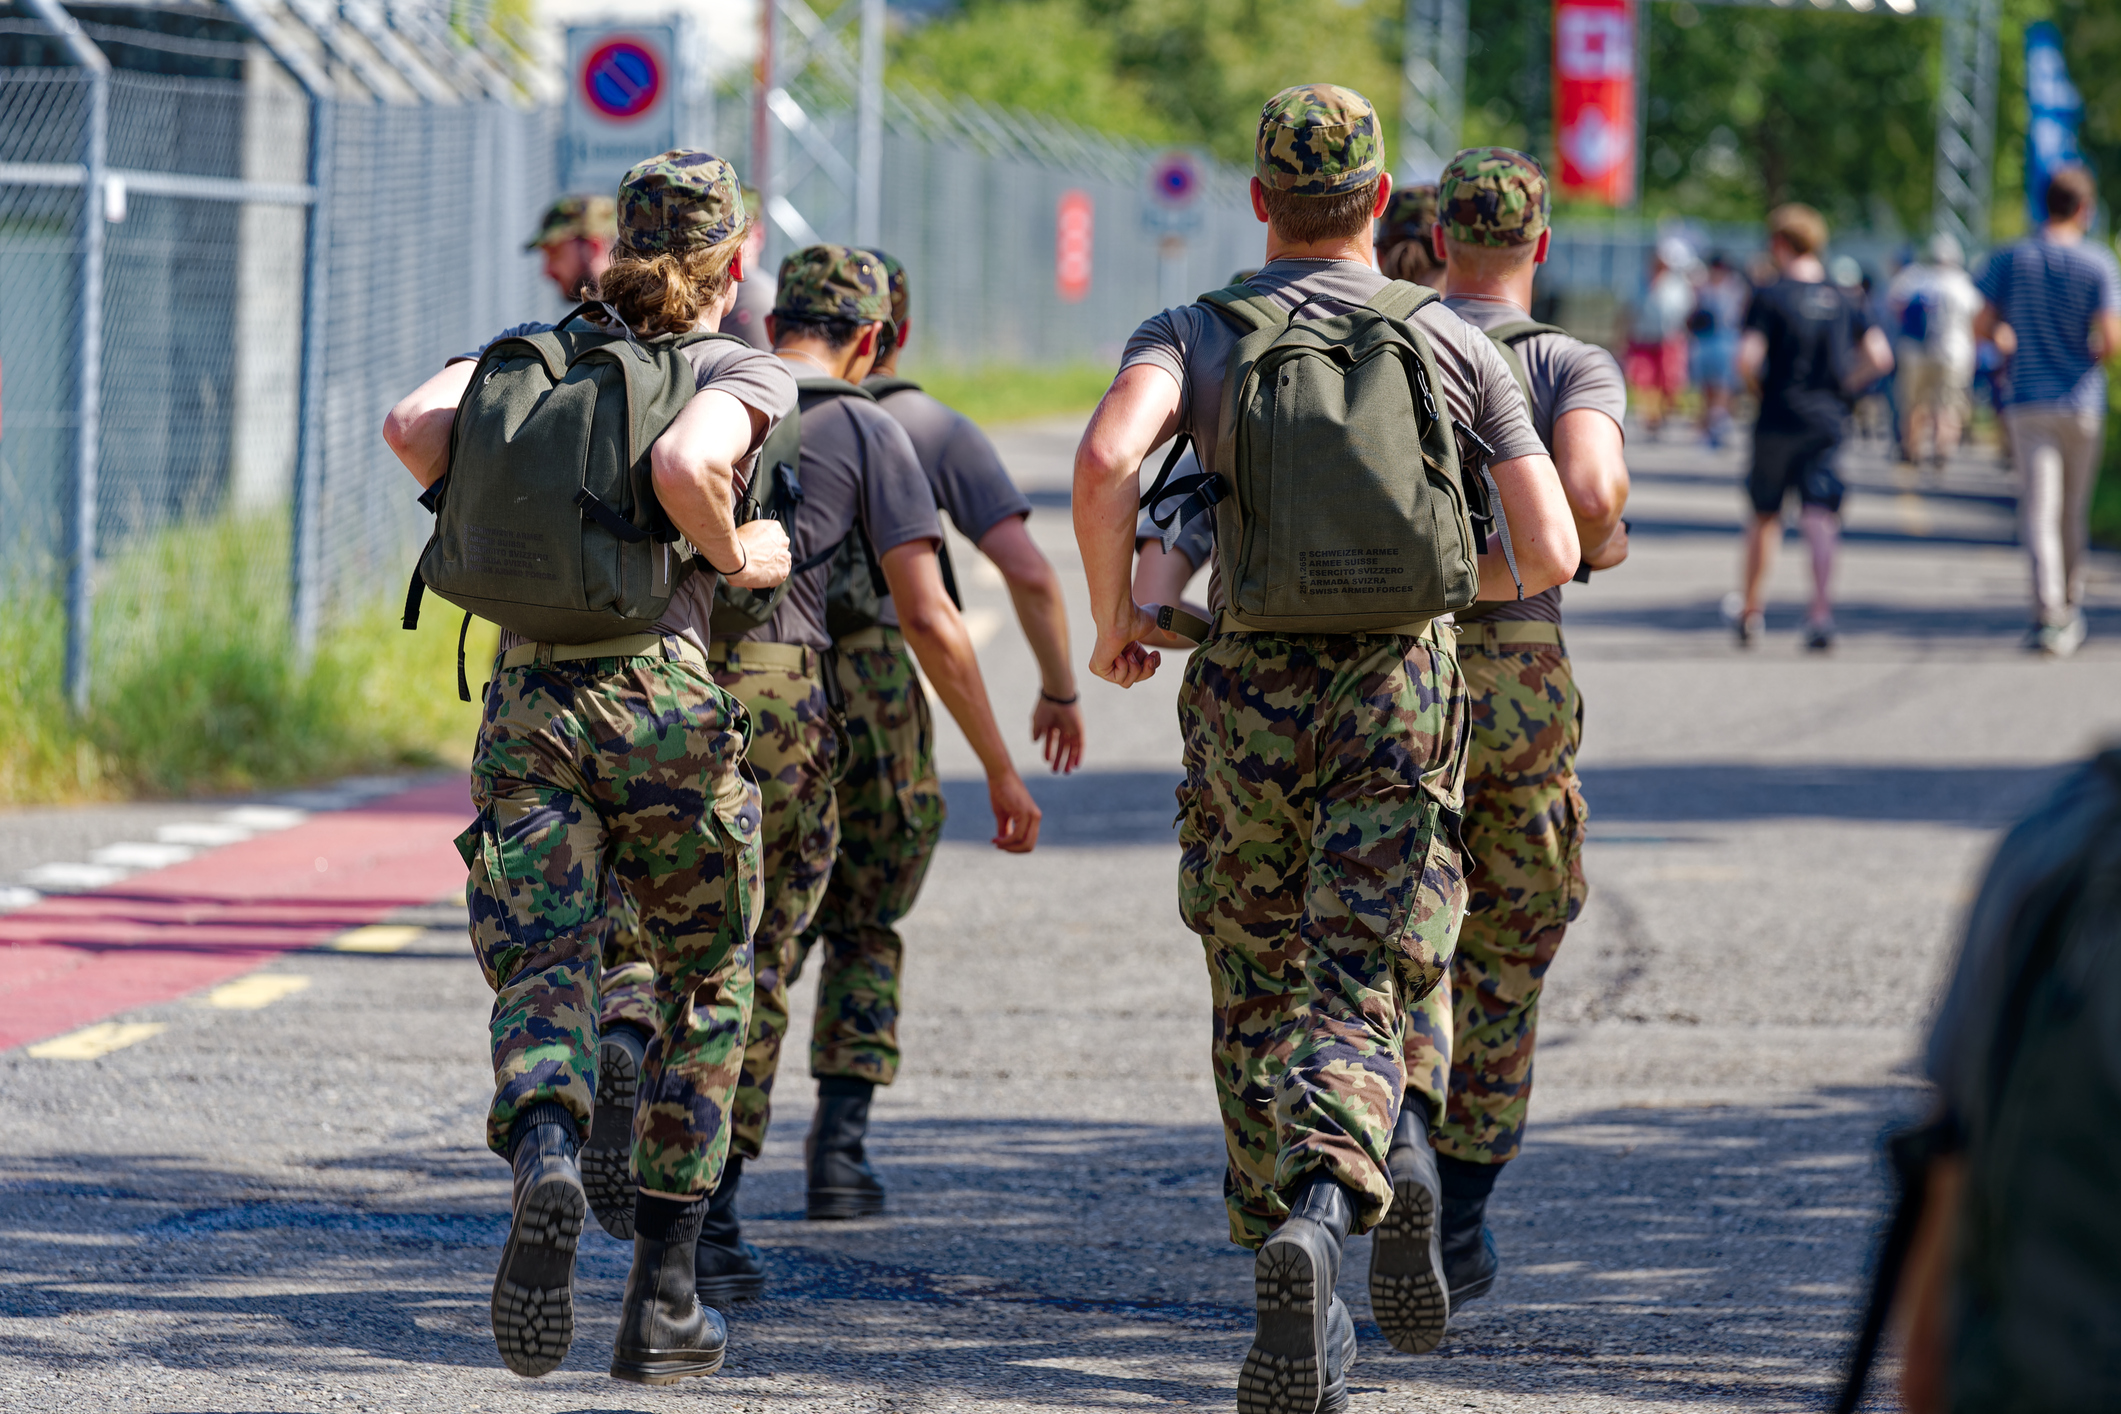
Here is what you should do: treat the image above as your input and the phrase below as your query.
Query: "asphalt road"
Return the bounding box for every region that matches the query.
[2,415,2116,1414]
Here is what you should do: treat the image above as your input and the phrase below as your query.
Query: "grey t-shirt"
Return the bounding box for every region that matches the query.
[450,320,800,657]
[744,388,943,651]
[1121,258,1544,615]
[1444,293,1627,626]
[871,381,1034,631]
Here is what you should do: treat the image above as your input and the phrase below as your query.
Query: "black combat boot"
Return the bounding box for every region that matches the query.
[695,1155,768,1309]
[491,1103,585,1378]
[610,1191,728,1386]
[581,1023,649,1240]
[1240,1173,1354,1414]
[1437,1155,1503,1308]
[805,1076,886,1219]
[1319,1294,1358,1414]
[1368,1098,1450,1353]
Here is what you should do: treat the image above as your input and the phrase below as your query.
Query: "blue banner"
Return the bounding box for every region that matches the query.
[2026,21,2085,228]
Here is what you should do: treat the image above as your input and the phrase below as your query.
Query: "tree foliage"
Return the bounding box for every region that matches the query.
[892,0,2121,234]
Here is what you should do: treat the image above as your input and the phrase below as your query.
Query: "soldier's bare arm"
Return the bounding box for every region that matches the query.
[975,515,1084,775]
[381,361,477,488]
[1131,536,1211,649]
[880,539,1042,853]
[1480,451,1580,600]
[650,390,791,590]
[1074,364,1181,688]
[1552,407,1630,570]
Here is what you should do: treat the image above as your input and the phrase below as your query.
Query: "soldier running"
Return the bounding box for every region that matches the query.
[1076,86,1578,1414]
[382,151,795,1385]
[1381,146,1631,1334]
[585,245,1044,1306]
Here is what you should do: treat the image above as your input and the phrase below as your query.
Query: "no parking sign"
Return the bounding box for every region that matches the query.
[561,24,683,196]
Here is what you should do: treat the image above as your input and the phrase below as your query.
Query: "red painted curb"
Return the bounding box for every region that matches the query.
[0,778,473,1052]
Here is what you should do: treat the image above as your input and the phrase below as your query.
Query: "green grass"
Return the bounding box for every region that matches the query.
[2098,380,2121,548]
[1,514,488,806]
[909,362,1114,429]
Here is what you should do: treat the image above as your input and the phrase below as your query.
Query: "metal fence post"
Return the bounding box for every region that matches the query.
[290,94,334,661]
[855,0,883,245]
[26,0,108,713]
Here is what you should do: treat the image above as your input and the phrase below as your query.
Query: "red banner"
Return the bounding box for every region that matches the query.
[1056,190,1093,303]
[1554,0,1636,206]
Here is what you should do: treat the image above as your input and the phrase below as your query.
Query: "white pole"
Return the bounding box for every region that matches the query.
[855,0,884,246]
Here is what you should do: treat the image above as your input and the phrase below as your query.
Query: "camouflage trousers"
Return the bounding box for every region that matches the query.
[458,644,761,1198]
[791,628,946,1085]
[1402,630,1588,1166]
[1177,628,1471,1249]
[600,647,842,1162]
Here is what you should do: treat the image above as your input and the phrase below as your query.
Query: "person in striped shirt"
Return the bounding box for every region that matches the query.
[1973,164,2121,657]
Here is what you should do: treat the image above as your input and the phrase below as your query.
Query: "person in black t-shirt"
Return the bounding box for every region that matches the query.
[1734,204,1893,651]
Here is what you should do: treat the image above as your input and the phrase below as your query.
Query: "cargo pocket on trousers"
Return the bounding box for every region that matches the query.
[710,765,765,950]
[1174,775,1219,936]
[1560,777,1590,922]
[459,783,598,994]
[1332,792,1464,1003]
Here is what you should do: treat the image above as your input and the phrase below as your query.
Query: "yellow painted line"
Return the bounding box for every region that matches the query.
[27,1022,167,1060]
[206,975,311,1010]
[325,924,423,953]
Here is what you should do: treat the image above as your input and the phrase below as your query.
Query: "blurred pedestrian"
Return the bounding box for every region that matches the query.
[1887,232,1983,474]
[1972,164,2121,657]
[1624,239,1695,437]
[526,194,616,300]
[719,188,776,350]
[1376,183,1445,289]
[1833,748,2121,1414]
[1690,252,1749,448]
[1733,203,1893,651]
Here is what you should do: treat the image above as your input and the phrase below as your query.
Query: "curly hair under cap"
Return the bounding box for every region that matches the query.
[592,232,745,338]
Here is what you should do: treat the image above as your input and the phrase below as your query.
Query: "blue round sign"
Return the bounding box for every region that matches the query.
[583,38,662,121]
[1151,153,1199,205]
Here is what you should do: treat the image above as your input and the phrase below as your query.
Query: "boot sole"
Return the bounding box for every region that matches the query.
[695,1270,768,1310]
[1239,1226,1331,1414]
[805,1187,884,1220]
[609,1345,727,1386]
[1369,1173,1449,1354]
[581,1036,640,1241]
[491,1170,585,1378]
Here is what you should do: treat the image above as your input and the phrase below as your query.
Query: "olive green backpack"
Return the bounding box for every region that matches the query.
[715,375,899,641]
[1140,279,1517,633]
[405,304,729,655]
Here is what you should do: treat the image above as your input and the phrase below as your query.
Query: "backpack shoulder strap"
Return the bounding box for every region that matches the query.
[863,376,924,398]
[795,375,878,403]
[1198,283,1288,333]
[1364,279,1440,323]
[1487,319,1570,346]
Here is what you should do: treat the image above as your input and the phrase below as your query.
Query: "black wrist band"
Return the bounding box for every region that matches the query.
[703,548,748,577]
[1040,689,1078,706]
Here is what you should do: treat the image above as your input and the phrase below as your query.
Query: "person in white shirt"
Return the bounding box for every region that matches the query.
[1886,232,1985,471]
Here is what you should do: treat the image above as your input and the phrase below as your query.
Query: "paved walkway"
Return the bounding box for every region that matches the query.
[0,418,2114,1413]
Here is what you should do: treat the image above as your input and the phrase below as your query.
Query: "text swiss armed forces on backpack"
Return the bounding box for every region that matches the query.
[1140,278,1518,633]
[407,302,736,654]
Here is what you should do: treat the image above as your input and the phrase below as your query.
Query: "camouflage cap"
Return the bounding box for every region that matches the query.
[774,244,890,323]
[616,150,747,256]
[526,194,617,251]
[1256,84,1383,195]
[1378,184,1439,250]
[861,248,910,333]
[1438,147,1549,247]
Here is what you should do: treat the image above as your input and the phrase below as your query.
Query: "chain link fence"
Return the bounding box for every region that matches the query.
[0,57,558,702]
